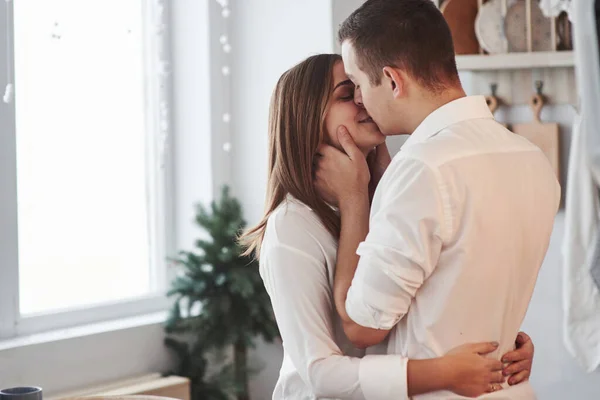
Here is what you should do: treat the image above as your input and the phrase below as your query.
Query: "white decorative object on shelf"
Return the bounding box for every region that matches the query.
[475,0,508,54]
[540,0,574,23]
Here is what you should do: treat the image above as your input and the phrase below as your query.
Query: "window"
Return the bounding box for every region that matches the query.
[1,0,173,337]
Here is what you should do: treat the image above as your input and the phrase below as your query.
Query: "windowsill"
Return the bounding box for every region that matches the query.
[0,311,167,352]
[0,310,172,394]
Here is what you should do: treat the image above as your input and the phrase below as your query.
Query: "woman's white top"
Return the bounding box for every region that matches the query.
[260,196,408,400]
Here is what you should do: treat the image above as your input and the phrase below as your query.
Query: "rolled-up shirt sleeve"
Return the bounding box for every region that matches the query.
[345,157,449,330]
[262,236,410,399]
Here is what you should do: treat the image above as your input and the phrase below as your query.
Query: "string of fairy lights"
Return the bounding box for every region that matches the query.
[215,0,232,154]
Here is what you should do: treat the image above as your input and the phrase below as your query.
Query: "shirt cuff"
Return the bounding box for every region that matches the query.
[358,355,409,400]
[346,279,402,330]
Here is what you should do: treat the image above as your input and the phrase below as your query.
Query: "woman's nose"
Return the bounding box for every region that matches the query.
[354,87,364,108]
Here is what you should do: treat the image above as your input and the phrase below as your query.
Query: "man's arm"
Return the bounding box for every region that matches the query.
[341,155,445,338]
[315,126,445,345]
[334,192,390,348]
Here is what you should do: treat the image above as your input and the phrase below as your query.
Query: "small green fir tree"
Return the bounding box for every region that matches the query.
[165,186,279,400]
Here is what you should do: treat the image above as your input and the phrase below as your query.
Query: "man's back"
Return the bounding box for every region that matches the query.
[391,113,559,359]
[348,96,560,399]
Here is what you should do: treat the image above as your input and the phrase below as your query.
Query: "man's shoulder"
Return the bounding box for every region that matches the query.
[385,146,439,181]
[391,132,456,172]
[397,118,541,169]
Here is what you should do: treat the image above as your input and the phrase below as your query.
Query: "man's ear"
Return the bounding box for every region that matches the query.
[382,66,404,99]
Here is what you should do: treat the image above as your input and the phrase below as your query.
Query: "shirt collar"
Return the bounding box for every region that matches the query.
[403,95,494,147]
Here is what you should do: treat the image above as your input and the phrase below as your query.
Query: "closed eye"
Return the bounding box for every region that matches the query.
[333,79,354,101]
[339,87,355,101]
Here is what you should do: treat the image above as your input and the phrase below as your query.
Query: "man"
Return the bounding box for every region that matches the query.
[315,0,560,398]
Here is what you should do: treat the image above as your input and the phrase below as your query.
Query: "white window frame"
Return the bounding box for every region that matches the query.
[0,0,174,340]
[0,0,220,391]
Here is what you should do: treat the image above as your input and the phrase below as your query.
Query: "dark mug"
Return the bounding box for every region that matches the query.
[0,387,42,400]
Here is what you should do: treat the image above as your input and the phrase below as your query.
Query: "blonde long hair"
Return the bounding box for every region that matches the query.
[239,54,342,257]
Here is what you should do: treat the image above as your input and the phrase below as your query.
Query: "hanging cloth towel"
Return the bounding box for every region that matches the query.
[562,113,600,372]
[590,220,600,291]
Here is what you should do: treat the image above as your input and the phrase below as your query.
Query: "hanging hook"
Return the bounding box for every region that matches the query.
[530,81,545,122]
[485,83,499,114]
[535,80,544,95]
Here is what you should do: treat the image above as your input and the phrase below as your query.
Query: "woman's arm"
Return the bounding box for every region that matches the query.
[261,237,407,400]
[409,342,505,397]
[408,333,535,397]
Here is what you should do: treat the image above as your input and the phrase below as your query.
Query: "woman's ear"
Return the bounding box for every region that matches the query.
[382,66,404,98]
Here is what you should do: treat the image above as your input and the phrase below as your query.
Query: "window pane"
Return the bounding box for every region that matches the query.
[14,0,153,315]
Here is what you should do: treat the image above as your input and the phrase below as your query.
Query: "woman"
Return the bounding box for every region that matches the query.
[240,54,533,399]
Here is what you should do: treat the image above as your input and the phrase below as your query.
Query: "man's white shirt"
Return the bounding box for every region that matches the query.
[346,96,560,399]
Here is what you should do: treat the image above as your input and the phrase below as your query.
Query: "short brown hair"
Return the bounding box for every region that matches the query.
[239,54,342,258]
[338,0,460,92]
